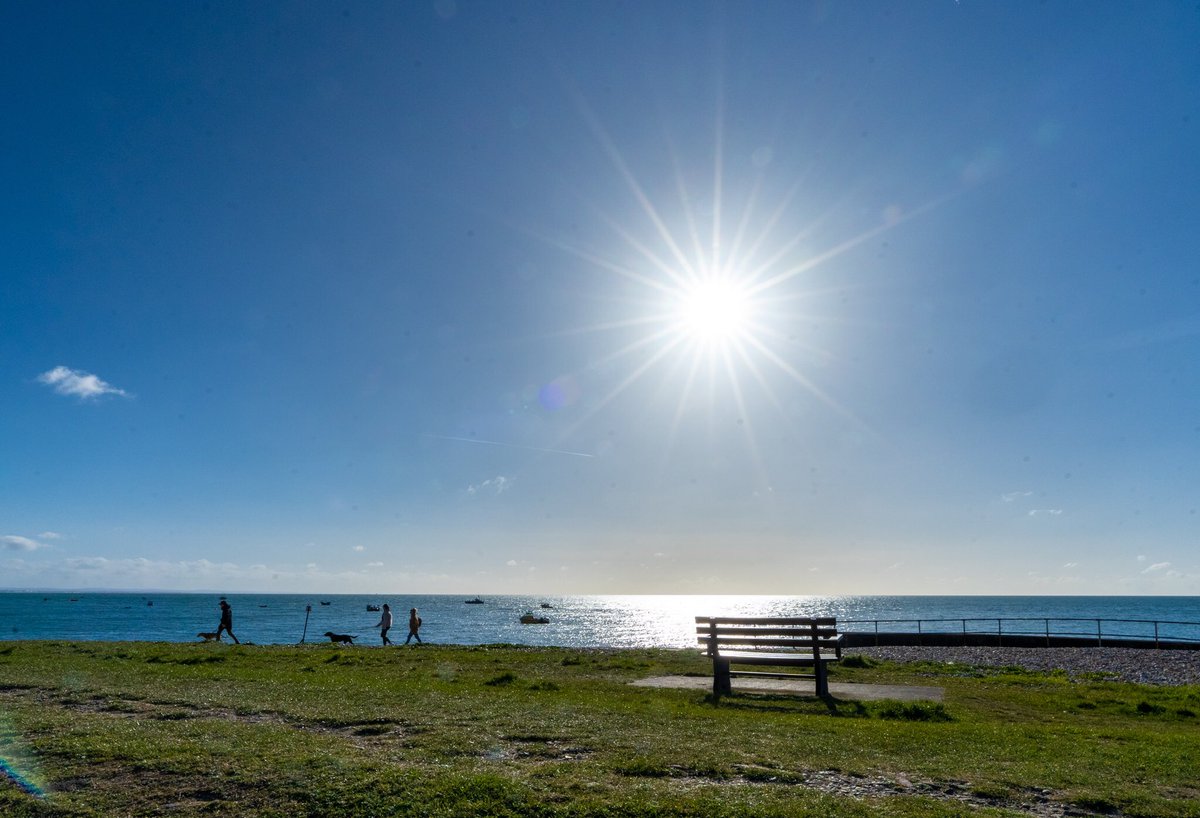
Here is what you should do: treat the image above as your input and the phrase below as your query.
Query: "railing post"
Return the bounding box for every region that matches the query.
[962,619,967,646]
[1045,618,1050,647]
[997,618,1002,647]
[917,619,922,646]
[1096,619,1102,647]
[1155,621,1159,649]
[874,619,879,647]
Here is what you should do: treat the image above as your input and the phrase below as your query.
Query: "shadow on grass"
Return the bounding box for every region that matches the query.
[705,693,952,721]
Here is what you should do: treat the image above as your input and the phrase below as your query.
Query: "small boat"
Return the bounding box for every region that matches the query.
[366,604,380,612]
[464,598,484,604]
[520,612,550,625]
[320,601,331,606]
[540,602,553,609]
[146,600,153,606]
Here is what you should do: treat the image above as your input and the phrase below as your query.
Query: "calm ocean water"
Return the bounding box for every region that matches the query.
[2,593,1199,647]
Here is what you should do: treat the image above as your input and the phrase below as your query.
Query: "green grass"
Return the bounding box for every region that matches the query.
[0,641,1197,816]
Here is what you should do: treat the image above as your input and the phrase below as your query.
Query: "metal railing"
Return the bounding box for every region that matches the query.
[840,617,1200,648]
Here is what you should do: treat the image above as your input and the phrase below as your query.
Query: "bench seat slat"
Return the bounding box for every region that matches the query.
[713,650,820,665]
[729,669,818,680]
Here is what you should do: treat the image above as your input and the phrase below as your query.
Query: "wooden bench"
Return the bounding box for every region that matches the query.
[695,616,843,700]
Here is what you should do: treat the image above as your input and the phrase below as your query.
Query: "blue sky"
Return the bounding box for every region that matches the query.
[3,1,1198,594]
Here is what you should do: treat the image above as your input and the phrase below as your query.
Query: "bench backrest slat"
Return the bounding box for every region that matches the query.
[695,616,836,626]
[695,627,840,638]
[695,616,841,655]
[699,636,841,648]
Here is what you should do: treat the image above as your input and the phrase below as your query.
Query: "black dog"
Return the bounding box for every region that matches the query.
[323,631,357,644]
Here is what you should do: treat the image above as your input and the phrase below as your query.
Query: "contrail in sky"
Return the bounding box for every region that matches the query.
[425,434,594,458]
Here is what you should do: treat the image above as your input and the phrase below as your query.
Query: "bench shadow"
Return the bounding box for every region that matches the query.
[703,692,853,715]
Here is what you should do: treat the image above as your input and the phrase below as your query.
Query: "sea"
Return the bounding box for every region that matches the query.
[2,593,1199,647]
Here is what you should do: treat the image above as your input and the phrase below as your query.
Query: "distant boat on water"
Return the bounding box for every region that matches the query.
[520,612,550,624]
[464,598,484,604]
[366,604,380,612]
[540,603,553,609]
[320,601,331,606]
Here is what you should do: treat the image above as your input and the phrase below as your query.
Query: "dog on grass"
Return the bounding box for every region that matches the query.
[323,631,357,644]
[197,632,220,642]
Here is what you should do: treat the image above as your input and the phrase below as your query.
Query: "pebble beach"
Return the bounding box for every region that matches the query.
[850,645,1200,686]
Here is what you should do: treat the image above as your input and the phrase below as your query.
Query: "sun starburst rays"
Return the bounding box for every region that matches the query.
[525,87,926,479]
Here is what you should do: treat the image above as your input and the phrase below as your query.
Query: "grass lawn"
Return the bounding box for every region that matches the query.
[0,641,1197,816]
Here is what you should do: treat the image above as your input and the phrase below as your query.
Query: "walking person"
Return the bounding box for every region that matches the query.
[216,599,240,644]
[376,603,393,646]
[405,607,423,644]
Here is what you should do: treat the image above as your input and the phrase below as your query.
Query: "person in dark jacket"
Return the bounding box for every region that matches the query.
[216,600,240,643]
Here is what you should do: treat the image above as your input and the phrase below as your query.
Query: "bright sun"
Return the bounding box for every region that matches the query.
[673,278,753,345]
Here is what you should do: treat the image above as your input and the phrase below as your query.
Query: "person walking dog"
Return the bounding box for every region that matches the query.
[216,600,240,644]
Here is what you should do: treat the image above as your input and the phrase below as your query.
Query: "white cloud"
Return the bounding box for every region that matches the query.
[1,535,47,551]
[506,559,518,567]
[1002,491,1032,503]
[1028,508,1063,517]
[1142,561,1171,574]
[37,366,128,399]
[1063,562,1079,569]
[352,545,365,552]
[366,561,383,567]
[467,475,511,496]
[38,531,63,540]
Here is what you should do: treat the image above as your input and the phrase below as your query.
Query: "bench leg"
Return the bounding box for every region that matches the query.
[815,661,829,698]
[713,657,732,700]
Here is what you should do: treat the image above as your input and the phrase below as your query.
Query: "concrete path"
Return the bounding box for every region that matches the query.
[631,675,943,702]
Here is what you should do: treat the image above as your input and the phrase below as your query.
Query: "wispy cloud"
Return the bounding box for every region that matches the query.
[1142,561,1171,574]
[467,476,511,496]
[65,556,111,569]
[2,535,49,552]
[1062,562,1079,569]
[1002,491,1032,503]
[0,554,452,594]
[1028,508,1063,517]
[37,366,128,399]
[352,545,365,552]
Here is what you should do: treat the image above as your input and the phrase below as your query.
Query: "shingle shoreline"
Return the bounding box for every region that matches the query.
[849,645,1200,686]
